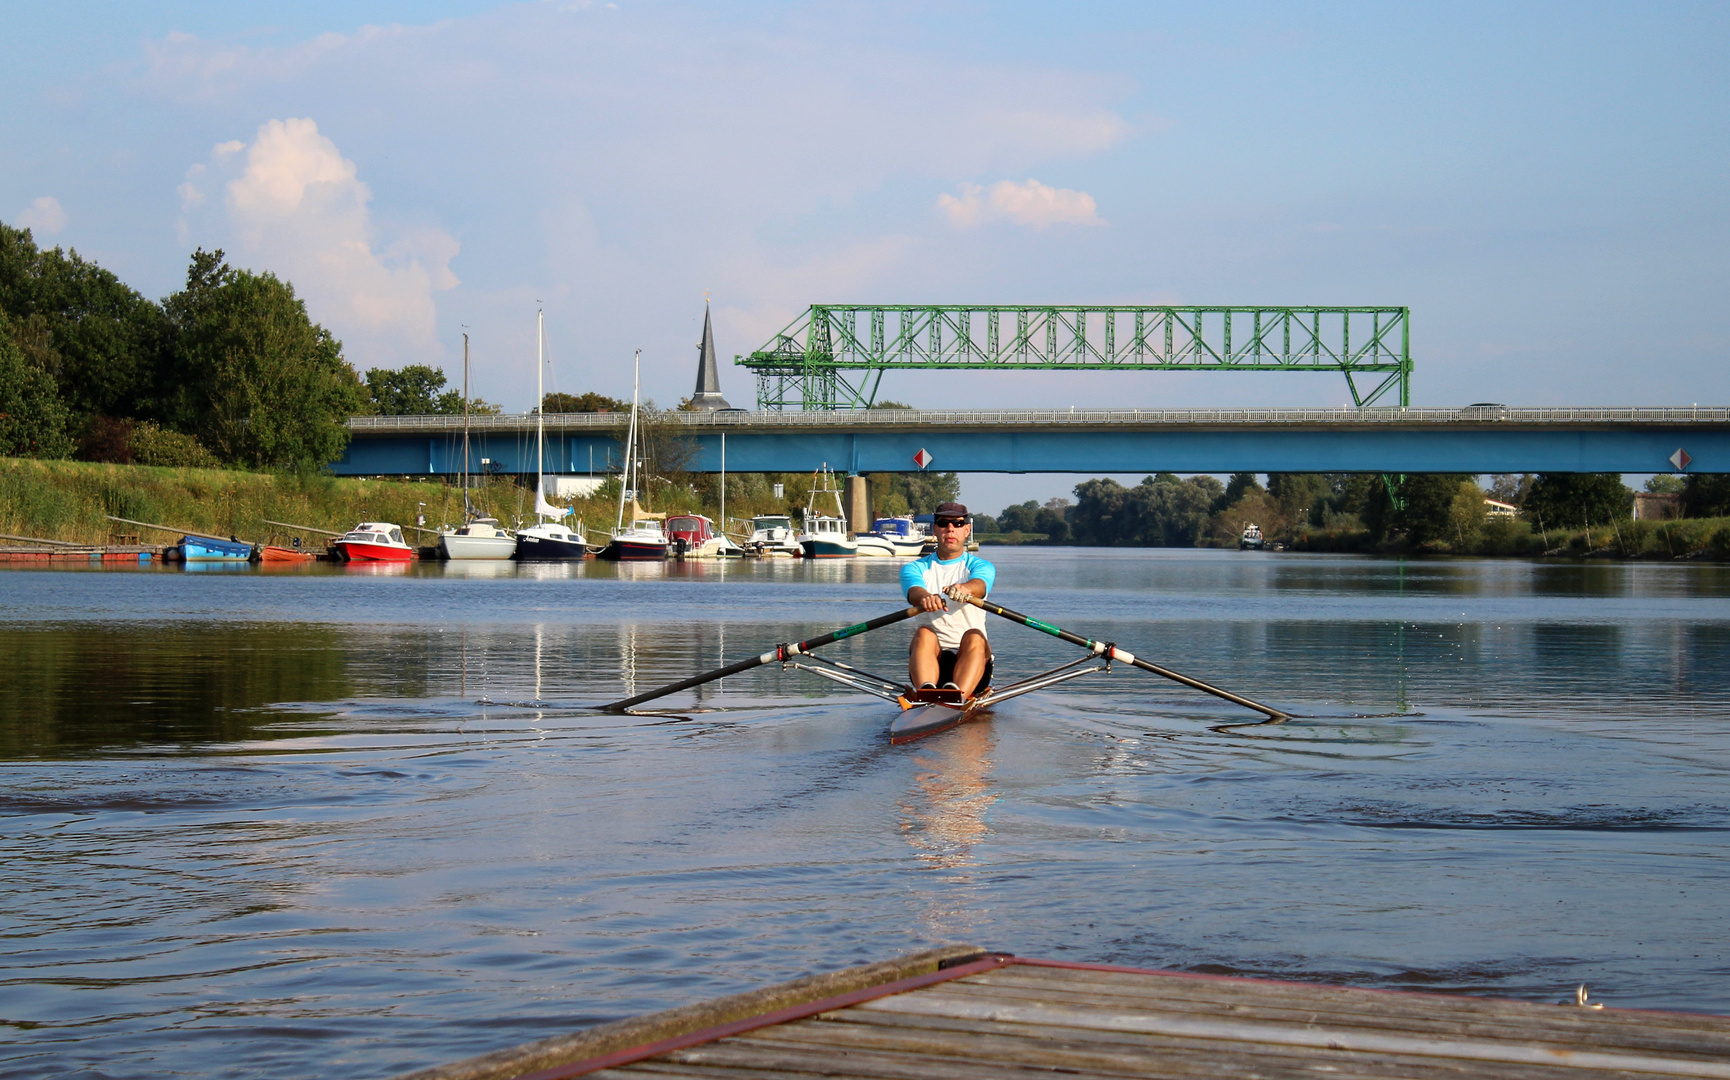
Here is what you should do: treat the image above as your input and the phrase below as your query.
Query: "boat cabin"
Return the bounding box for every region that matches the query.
[665,515,717,545]
[870,517,922,538]
[345,523,406,547]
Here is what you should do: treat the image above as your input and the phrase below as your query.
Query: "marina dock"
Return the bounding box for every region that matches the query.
[398,946,1730,1079]
[0,544,160,562]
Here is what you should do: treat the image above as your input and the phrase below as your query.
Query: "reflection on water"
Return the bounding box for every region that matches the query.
[0,549,1728,1080]
[900,722,998,872]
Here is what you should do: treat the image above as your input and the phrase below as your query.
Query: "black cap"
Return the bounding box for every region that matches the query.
[933,501,968,521]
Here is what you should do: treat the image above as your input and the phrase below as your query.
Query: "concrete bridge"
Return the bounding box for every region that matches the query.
[336,406,1728,479]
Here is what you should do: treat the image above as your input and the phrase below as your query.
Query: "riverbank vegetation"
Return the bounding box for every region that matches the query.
[978,472,1730,560]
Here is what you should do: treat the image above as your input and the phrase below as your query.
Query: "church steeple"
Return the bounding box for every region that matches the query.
[689,301,732,411]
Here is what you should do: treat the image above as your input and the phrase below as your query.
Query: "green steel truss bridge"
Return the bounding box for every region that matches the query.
[739,305,1412,411]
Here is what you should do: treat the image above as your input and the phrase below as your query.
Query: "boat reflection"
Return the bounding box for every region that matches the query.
[899,722,998,871]
[343,561,412,576]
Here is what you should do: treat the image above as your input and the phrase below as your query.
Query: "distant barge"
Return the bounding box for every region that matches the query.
[395,945,1730,1079]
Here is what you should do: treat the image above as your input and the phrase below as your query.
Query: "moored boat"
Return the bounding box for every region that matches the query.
[438,517,517,560]
[858,516,926,557]
[514,309,589,562]
[334,522,415,562]
[259,542,316,562]
[1240,523,1264,550]
[743,514,801,557]
[180,535,253,561]
[665,514,739,558]
[797,466,857,558]
[597,352,671,562]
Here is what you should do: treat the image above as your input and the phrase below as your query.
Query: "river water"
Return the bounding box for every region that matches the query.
[1,549,1727,1078]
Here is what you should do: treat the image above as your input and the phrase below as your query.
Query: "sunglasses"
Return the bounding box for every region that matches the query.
[934,519,968,529]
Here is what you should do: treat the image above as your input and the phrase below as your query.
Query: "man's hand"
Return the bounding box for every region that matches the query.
[909,587,949,613]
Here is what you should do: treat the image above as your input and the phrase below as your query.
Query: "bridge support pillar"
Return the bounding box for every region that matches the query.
[845,474,871,535]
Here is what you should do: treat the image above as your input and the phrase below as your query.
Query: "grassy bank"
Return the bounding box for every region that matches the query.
[0,458,605,547]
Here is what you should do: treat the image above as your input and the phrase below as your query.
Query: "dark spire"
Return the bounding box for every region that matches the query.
[690,302,731,411]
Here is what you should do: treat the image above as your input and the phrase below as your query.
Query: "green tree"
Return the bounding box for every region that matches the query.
[1681,475,1730,518]
[366,364,466,415]
[1644,474,1684,494]
[1447,479,1488,545]
[1216,472,1263,511]
[1392,474,1475,544]
[1524,473,1631,529]
[1267,473,1331,525]
[0,223,173,423]
[543,390,629,413]
[163,249,364,469]
[0,311,73,458]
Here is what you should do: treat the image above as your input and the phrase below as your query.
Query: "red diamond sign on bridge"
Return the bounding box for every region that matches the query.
[912,448,934,470]
[1671,448,1692,471]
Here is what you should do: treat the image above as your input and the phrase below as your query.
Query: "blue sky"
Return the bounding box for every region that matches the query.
[4,1,1726,509]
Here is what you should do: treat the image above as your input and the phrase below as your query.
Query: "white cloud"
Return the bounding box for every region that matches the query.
[17,196,68,236]
[938,179,1104,229]
[179,118,459,369]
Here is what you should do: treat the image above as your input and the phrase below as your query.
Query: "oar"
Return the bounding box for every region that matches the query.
[600,606,920,712]
[958,594,1289,721]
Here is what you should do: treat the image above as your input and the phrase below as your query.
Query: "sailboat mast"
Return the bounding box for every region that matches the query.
[462,333,471,511]
[536,309,545,521]
[615,349,641,534]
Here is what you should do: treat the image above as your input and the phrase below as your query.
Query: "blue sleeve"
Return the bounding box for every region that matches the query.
[965,554,996,595]
[900,557,927,596]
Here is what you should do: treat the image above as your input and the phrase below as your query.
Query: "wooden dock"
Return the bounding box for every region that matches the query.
[397,946,1730,1080]
[0,545,160,562]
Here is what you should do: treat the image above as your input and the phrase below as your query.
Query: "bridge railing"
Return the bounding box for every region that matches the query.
[348,406,1730,432]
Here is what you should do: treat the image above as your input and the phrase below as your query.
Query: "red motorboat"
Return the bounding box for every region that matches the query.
[333,522,415,562]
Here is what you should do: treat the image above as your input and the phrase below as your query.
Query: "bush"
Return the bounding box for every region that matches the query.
[130,421,219,468]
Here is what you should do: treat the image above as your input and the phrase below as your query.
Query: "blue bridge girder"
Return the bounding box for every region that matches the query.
[336,407,1730,478]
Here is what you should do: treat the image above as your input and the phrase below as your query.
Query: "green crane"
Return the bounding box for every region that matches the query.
[738,305,1412,411]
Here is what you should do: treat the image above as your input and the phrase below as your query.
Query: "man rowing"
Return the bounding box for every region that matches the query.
[902,501,996,700]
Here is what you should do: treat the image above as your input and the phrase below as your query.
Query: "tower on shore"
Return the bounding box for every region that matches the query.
[689,303,732,411]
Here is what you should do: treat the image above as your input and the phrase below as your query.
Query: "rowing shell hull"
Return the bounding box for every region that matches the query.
[889,694,992,745]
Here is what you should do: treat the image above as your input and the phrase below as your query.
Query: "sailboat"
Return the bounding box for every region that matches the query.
[598,351,670,561]
[514,310,589,561]
[439,332,517,560]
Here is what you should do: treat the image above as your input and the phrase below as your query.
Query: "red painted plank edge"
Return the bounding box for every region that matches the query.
[513,953,1015,1080]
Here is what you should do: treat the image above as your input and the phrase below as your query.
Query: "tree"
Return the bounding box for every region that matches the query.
[163,250,364,469]
[366,365,464,415]
[1447,479,1488,545]
[1267,473,1331,525]
[1524,473,1631,529]
[0,223,173,423]
[1488,474,1534,505]
[543,391,629,413]
[1644,474,1684,494]
[1217,472,1263,511]
[1681,475,1730,518]
[0,311,72,458]
[1392,473,1475,544]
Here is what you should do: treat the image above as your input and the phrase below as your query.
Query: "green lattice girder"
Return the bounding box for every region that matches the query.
[740,305,1412,411]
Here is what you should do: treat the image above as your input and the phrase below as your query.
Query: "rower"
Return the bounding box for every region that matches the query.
[902,502,995,700]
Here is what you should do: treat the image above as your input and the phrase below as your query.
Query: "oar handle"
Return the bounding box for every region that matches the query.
[601,606,919,712]
[959,594,1288,721]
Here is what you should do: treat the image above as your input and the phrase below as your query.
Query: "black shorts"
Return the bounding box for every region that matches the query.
[937,649,993,691]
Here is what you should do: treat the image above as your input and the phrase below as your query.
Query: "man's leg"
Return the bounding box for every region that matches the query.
[908,626,941,688]
[949,629,991,698]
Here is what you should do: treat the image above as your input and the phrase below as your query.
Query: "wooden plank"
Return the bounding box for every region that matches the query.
[947,969,1730,1056]
[740,1015,1615,1080]
[388,946,989,1080]
[854,991,1730,1077]
[985,964,1730,1034]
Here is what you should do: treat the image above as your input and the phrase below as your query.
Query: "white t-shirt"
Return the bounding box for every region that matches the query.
[900,552,997,650]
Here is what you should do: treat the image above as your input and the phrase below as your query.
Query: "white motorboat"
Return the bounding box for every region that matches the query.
[858,515,925,557]
[1240,523,1265,550]
[744,514,801,557]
